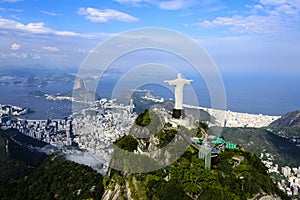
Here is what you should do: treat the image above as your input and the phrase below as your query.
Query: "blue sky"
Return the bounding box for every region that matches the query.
[0,0,300,74]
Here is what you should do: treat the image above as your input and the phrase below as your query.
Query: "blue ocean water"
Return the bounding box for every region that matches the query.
[222,73,300,116]
[0,83,73,119]
[96,72,300,116]
[0,73,299,119]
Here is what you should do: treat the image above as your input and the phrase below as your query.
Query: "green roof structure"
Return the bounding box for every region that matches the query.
[226,142,237,149]
[212,137,225,144]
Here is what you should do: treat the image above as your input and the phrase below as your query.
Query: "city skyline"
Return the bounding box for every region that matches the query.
[0,0,299,74]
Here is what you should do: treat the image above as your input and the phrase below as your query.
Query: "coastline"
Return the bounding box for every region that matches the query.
[183,104,280,128]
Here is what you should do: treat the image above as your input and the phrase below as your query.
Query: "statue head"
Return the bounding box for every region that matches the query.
[177,73,183,79]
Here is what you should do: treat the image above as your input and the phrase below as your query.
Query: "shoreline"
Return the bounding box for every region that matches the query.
[183,104,280,128]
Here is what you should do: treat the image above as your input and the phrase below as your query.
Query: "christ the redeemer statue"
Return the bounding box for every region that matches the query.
[164,74,193,119]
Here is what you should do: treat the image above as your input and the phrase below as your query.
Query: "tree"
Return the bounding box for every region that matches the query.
[114,135,138,152]
[135,110,151,127]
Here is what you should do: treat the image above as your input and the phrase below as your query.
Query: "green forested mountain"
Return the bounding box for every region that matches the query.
[270,110,300,128]
[220,127,300,167]
[103,146,289,200]
[0,129,46,185]
[0,155,104,200]
[104,112,289,200]
[269,110,300,138]
[0,129,104,200]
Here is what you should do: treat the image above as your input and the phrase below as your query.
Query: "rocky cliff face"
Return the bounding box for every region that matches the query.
[74,78,86,90]
[270,110,300,128]
[102,184,122,200]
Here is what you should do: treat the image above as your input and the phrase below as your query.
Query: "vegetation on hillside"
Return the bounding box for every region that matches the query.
[0,129,46,185]
[108,111,289,199]
[270,110,300,128]
[135,109,151,127]
[105,147,289,200]
[0,129,104,200]
[130,109,162,139]
[0,155,104,200]
[155,129,177,148]
[1,110,295,199]
[270,126,300,139]
[269,110,300,139]
[114,135,138,152]
[220,127,300,167]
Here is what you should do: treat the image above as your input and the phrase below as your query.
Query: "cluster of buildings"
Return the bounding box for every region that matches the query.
[2,117,73,148]
[0,104,32,121]
[142,91,164,103]
[261,152,280,174]
[260,152,300,198]
[72,99,137,153]
[0,99,136,156]
[183,104,280,128]
[279,166,300,197]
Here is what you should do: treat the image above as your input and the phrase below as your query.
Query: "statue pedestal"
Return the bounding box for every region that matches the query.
[172,109,185,119]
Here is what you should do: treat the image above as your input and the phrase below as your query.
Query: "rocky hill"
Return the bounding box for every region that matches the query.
[219,127,300,167]
[270,110,300,128]
[61,87,101,101]
[269,110,300,138]
[101,112,289,200]
[103,144,288,200]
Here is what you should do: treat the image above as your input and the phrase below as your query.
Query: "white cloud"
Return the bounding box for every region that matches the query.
[1,0,23,3]
[78,7,139,23]
[42,46,60,52]
[197,15,282,34]
[41,10,61,16]
[192,0,300,34]
[157,0,192,10]
[0,51,28,59]
[18,52,27,58]
[78,48,88,53]
[9,52,27,58]
[113,0,194,10]
[114,0,144,3]
[0,17,98,38]
[0,7,22,12]
[11,43,20,50]
[260,0,292,6]
[113,0,146,6]
[32,53,41,59]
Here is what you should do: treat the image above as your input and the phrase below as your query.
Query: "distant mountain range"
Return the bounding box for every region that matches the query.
[0,66,76,87]
[21,77,47,87]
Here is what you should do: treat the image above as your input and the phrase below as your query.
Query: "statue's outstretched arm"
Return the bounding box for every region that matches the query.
[164,80,175,85]
[186,80,193,84]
